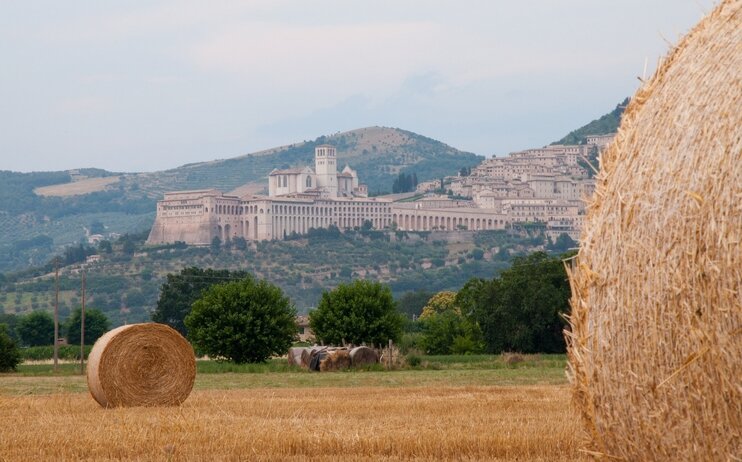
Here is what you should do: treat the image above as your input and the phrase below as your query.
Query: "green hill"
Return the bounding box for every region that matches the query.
[134,126,482,197]
[0,127,481,272]
[553,98,628,145]
[0,228,549,326]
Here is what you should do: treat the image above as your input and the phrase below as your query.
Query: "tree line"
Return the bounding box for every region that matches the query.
[391,172,418,193]
[149,250,572,363]
[0,250,573,371]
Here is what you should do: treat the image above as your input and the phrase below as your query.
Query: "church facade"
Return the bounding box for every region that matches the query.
[147,145,392,244]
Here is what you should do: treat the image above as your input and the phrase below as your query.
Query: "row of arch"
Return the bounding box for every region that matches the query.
[214,204,260,215]
[214,211,508,241]
[273,215,391,236]
[392,213,507,232]
[216,217,259,242]
[213,203,390,217]
[273,204,387,216]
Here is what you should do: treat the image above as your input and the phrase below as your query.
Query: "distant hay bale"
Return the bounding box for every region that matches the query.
[287,347,307,367]
[319,349,351,372]
[87,323,196,408]
[300,348,313,369]
[349,346,378,367]
[566,2,741,460]
[308,346,327,371]
[501,352,524,366]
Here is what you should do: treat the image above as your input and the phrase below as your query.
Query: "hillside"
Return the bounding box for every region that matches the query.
[553,98,628,145]
[0,228,556,327]
[0,127,481,272]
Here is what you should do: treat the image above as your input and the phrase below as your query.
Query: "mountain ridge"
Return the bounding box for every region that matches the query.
[0,126,482,272]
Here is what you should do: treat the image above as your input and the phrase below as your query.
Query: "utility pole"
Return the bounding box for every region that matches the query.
[53,260,59,373]
[80,270,86,375]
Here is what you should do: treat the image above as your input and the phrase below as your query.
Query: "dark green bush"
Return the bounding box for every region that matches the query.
[20,345,92,361]
[0,324,21,372]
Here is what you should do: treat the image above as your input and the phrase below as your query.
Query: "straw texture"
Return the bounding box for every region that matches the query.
[319,349,351,371]
[87,323,196,408]
[350,346,378,367]
[287,347,307,367]
[566,1,741,460]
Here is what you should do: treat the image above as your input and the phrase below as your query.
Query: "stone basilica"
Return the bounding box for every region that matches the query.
[147,137,606,245]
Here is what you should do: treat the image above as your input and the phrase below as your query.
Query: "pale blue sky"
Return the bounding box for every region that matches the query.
[0,1,710,172]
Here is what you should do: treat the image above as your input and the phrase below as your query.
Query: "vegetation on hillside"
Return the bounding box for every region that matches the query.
[553,98,628,145]
[0,226,560,330]
[391,172,418,193]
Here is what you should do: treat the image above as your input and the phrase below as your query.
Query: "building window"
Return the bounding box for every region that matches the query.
[306,176,312,188]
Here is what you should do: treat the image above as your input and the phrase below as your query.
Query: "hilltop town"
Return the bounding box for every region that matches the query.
[147,134,612,245]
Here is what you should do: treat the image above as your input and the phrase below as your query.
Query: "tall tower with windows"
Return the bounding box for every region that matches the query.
[314,144,338,196]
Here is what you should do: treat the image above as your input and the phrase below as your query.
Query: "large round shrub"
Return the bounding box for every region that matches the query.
[309,280,404,347]
[185,276,297,363]
[17,311,54,347]
[65,307,110,345]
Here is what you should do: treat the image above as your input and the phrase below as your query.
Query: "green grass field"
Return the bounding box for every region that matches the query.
[1,354,568,396]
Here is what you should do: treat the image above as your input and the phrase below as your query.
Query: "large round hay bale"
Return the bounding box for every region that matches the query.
[349,346,378,367]
[308,347,327,371]
[319,349,351,372]
[287,347,307,367]
[300,347,313,369]
[87,323,196,408]
[566,2,741,460]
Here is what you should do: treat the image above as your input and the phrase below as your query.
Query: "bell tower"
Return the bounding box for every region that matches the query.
[314,145,337,196]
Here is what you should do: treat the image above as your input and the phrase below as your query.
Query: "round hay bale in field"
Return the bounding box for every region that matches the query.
[566,2,741,460]
[287,347,307,367]
[308,347,327,371]
[319,349,351,372]
[349,346,378,367]
[87,323,196,408]
[300,348,313,369]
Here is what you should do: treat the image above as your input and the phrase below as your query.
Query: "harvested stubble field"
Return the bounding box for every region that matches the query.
[0,357,585,461]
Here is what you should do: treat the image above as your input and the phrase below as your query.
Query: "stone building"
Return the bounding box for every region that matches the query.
[147,136,612,245]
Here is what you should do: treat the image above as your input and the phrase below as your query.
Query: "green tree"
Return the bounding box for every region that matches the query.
[121,239,136,255]
[396,290,433,319]
[309,280,404,347]
[0,323,21,372]
[151,267,249,338]
[185,276,297,363]
[89,220,105,234]
[546,233,577,253]
[459,251,572,353]
[65,307,110,345]
[233,236,247,250]
[98,240,112,254]
[420,291,458,319]
[210,236,221,253]
[0,314,19,341]
[419,310,483,355]
[17,311,54,346]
